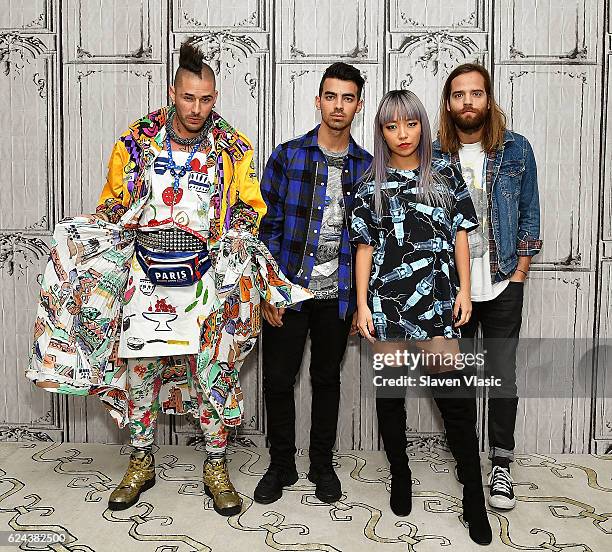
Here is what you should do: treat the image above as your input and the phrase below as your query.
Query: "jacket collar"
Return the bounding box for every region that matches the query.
[300,125,370,160]
[128,106,243,154]
[433,129,515,154]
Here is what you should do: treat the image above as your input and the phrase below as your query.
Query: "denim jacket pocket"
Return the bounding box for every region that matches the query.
[499,160,525,199]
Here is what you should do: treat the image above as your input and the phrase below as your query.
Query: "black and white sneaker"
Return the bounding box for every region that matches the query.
[488,465,516,510]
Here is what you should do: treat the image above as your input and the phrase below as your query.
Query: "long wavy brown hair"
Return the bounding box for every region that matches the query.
[437,63,506,154]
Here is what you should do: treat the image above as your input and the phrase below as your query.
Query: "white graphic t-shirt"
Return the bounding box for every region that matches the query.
[459,142,509,301]
[308,145,348,299]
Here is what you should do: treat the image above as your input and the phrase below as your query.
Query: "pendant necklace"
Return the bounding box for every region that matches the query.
[162,123,205,208]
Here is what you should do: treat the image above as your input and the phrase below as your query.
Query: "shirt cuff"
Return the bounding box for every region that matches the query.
[517,238,543,256]
[459,219,479,232]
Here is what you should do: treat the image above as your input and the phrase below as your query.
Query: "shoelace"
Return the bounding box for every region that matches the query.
[205,462,233,492]
[490,466,513,495]
[120,457,152,487]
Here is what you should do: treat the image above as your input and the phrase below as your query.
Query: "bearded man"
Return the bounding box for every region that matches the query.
[433,63,542,511]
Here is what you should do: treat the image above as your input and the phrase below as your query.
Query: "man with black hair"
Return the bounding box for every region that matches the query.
[29,40,310,516]
[255,62,372,504]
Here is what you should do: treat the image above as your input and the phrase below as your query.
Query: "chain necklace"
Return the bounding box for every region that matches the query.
[165,109,213,147]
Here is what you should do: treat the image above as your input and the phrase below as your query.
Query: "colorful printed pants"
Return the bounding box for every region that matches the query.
[127,355,228,453]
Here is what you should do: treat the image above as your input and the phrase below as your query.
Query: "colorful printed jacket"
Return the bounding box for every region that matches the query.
[28,107,312,427]
[97,106,267,242]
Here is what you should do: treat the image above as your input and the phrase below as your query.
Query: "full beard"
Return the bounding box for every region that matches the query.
[450,108,488,133]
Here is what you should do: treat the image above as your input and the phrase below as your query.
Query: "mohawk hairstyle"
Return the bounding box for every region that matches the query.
[174,39,215,85]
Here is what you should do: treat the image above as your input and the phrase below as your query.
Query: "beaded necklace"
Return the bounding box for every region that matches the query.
[165,132,203,189]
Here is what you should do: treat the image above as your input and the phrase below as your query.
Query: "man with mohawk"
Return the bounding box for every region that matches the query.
[29,40,311,516]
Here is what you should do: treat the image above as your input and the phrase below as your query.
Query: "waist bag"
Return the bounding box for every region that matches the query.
[135,243,211,287]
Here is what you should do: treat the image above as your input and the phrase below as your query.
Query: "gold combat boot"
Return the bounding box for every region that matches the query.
[108,449,156,510]
[203,458,242,516]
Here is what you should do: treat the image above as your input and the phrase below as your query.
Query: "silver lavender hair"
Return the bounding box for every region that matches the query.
[361,90,451,216]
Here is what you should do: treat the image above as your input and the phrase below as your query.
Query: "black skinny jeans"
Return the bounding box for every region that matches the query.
[262,299,352,471]
[460,280,524,461]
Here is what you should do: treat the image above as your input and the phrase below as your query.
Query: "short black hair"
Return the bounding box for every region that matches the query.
[174,39,215,85]
[318,62,365,99]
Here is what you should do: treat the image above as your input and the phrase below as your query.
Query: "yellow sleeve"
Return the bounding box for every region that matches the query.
[228,134,267,234]
[235,147,267,223]
[96,140,131,223]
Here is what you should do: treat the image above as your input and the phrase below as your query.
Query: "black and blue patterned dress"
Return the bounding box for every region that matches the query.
[350,161,478,341]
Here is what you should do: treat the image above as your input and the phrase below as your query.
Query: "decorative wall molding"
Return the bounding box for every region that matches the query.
[0,427,54,441]
[497,0,599,63]
[63,64,164,216]
[0,32,45,75]
[501,67,596,270]
[0,232,49,277]
[393,32,481,76]
[188,32,259,75]
[278,0,378,62]
[68,0,162,62]
[390,0,486,32]
[173,0,266,33]
[0,0,54,33]
[595,261,612,440]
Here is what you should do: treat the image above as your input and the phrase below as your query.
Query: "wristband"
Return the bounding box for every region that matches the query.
[516,269,528,276]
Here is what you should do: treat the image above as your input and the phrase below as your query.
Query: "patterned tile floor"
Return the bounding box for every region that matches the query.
[0,442,610,551]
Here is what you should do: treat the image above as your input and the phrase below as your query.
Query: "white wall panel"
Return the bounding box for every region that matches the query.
[496,0,600,63]
[63,65,165,216]
[277,0,380,62]
[496,66,599,270]
[0,0,608,454]
[0,0,53,33]
[390,0,486,32]
[173,0,266,32]
[0,34,57,231]
[65,0,163,62]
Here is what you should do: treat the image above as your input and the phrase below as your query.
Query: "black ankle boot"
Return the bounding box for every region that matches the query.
[390,465,412,516]
[431,374,492,545]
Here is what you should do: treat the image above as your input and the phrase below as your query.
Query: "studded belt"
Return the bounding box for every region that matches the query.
[135,228,207,252]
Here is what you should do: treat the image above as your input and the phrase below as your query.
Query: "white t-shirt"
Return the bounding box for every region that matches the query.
[459,142,509,302]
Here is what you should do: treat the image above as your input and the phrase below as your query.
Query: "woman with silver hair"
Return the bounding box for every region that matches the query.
[350,90,492,545]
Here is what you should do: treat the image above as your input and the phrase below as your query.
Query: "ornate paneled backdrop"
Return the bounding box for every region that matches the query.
[1,0,610,454]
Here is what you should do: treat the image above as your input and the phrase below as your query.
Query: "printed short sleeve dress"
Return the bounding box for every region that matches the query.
[350,161,478,341]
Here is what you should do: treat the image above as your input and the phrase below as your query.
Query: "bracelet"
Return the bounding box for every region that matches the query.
[516,269,528,276]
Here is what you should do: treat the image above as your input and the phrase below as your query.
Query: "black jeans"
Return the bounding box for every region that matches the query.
[262,299,352,471]
[460,281,524,461]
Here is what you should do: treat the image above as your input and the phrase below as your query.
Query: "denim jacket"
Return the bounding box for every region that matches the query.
[433,130,542,282]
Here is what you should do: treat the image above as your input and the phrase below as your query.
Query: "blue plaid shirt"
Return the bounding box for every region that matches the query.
[259,125,372,319]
